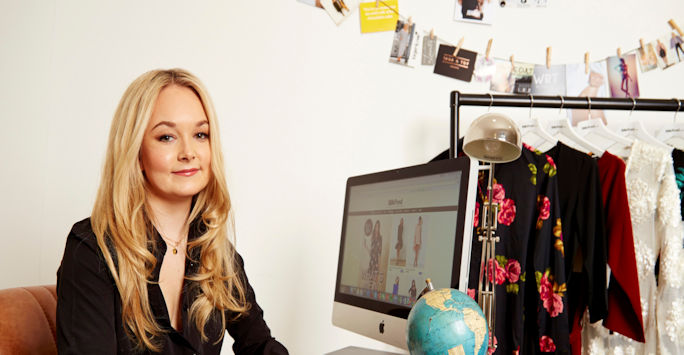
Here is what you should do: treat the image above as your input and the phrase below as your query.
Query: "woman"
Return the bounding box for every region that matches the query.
[56,69,288,354]
[413,216,422,267]
[408,280,417,302]
[394,217,403,261]
[616,57,631,97]
[366,220,383,290]
[396,22,410,64]
[657,39,670,67]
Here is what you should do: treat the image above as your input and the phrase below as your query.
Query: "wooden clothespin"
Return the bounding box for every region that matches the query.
[407,16,412,27]
[639,38,646,50]
[617,47,622,57]
[486,38,493,61]
[584,52,590,74]
[669,19,683,37]
[546,46,552,68]
[453,37,464,57]
[510,54,515,70]
[430,28,435,40]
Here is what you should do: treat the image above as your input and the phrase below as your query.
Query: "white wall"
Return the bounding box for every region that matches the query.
[1,0,683,354]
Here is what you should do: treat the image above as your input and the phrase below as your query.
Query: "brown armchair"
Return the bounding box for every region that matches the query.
[0,285,57,355]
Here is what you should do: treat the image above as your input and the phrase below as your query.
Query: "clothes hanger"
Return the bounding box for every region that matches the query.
[544,96,604,156]
[613,97,671,150]
[519,94,558,152]
[574,96,633,157]
[655,98,684,149]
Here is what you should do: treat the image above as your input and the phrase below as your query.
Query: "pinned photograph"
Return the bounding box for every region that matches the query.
[653,35,680,69]
[389,19,420,66]
[489,59,534,94]
[606,54,640,98]
[453,0,497,25]
[511,62,535,94]
[565,62,610,125]
[422,34,438,65]
[433,45,478,82]
[359,0,398,33]
[473,55,496,83]
[669,32,684,64]
[321,0,358,25]
[638,42,658,72]
[531,64,566,95]
[490,59,514,93]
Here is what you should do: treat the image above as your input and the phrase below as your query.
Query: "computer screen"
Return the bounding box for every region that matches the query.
[332,157,478,350]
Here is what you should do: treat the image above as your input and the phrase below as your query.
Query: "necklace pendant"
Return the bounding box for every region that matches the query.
[172,248,177,255]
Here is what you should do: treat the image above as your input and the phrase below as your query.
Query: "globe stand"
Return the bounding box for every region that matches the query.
[476,162,498,352]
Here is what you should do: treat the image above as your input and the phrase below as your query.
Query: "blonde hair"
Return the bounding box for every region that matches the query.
[91,68,248,351]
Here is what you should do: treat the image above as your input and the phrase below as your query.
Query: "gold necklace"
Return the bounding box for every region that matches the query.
[159,235,186,255]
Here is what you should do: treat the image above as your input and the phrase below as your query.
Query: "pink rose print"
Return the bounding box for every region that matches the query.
[487,332,498,355]
[545,155,556,170]
[467,288,476,300]
[488,259,507,285]
[474,201,480,228]
[497,198,516,226]
[543,293,564,317]
[539,273,552,301]
[537,195,550,221]
[492,183,505,204]
[539,336,556,352]
[505,259,521,283]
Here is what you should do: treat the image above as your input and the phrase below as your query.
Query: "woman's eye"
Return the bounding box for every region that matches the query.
[158,134,174,142]
[196,132,209,140]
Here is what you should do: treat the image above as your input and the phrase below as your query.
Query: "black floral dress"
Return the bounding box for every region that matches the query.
[467,145,570,354]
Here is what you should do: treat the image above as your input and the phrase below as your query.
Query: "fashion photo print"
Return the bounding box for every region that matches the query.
[389,19,420,67]
[453,0,497,25]
[606,54,640,98]
[321,0,358,25]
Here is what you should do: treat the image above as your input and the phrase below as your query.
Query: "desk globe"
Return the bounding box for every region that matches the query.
[406,288,489,355]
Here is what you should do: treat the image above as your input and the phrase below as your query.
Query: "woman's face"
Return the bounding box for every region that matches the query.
[140,85,211,205]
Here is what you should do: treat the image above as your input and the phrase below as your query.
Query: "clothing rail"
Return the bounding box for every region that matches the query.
[450,91,684,159]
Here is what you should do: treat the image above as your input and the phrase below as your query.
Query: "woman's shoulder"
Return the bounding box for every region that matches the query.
[64,217,107,258]
[68,217,97,243]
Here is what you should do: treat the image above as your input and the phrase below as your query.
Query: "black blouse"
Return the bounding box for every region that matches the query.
[543,142,608,326]
[56,218,288,355]
[671,148,684,221]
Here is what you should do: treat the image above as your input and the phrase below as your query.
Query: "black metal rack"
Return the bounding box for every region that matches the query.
[450,91,684,159]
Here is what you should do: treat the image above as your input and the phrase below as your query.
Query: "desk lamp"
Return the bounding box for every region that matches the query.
[462,112,521,351]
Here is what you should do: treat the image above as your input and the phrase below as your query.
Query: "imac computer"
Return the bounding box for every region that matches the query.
[331,157,478,350]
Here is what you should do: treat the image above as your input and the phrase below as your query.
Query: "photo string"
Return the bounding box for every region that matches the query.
[368,1,681,82]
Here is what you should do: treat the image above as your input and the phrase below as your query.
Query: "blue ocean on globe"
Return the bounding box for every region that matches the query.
[406,288,489,355]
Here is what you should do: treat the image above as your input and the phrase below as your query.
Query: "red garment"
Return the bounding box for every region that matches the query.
[596,151,644,342]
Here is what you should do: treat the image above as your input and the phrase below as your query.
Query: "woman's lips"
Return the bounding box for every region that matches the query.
[173,168,199,177]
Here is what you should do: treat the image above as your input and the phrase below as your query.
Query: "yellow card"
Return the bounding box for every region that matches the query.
[359,0,399,33]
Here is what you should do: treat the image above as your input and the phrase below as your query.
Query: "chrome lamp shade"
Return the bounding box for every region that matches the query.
[463,112,522,163]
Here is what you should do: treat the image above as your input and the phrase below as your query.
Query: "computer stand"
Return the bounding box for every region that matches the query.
[326,346,405,355]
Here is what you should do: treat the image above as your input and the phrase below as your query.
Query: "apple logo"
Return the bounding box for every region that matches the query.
[379,320,385,334]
